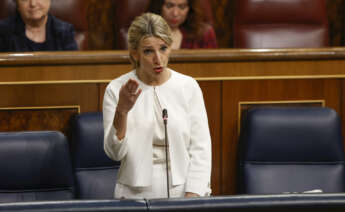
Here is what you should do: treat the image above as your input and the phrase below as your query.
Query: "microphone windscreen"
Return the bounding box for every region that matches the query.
[162,109,168,119]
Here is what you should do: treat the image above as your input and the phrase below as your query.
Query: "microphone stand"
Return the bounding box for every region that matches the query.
[162,109,170,198]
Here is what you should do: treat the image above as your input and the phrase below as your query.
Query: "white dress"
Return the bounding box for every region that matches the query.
[114,87,184,199]
[103,69,212,199]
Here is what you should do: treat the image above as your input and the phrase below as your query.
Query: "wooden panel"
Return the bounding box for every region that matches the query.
[326,0,345,46]
[87,0,116,50]
[99,83,108,111]
[222,79,341,195]
[2,49,345,85]
[199,81,222,195]
[0,84,99,113]
[0,107,79,135]
[341,79,345,153]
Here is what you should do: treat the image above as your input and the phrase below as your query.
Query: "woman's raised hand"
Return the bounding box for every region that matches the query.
[116,79,142,114]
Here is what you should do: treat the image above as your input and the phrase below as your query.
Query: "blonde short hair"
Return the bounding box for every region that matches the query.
[128,13,172,68]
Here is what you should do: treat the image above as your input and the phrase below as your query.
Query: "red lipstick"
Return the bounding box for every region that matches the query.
[154,67,163,73]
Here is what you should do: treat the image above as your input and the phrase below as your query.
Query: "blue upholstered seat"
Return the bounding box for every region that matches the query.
[70,112,120,199]
[238,107,345,194]
[0,131,75,202]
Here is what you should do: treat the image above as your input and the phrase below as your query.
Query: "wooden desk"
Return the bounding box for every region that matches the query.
[1,48,345,195]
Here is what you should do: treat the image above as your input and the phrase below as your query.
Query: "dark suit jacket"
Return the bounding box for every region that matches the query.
[0,12,78,52]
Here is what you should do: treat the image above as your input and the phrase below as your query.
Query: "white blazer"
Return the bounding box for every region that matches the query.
[103,69,212,196]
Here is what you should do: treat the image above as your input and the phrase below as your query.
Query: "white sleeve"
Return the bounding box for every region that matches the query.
[103,84,129,161]
[185,80,212,196]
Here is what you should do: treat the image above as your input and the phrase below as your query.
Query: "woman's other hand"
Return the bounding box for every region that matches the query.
[184,192,200,198]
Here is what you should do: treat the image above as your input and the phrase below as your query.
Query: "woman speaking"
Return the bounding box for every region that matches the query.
[103,13,212,199]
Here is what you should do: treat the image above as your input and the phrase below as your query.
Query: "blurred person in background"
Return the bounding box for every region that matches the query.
[0,0,77,52]
[147,0,217,49]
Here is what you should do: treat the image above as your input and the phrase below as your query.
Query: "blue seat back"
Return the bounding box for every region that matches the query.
[0,131,75,202]
[70,112,120,199]
[238,107,345,194]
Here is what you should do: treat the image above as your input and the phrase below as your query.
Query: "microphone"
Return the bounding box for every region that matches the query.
[162,108,170,198]
[163,109,168,124]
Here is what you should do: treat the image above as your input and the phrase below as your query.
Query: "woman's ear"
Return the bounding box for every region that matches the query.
[130,50,139,61]
[130,50,140,68]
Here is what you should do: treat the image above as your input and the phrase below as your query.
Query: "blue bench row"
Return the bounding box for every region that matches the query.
[1,193,345,211]
[1,107,344,204]
[0,112,118,202]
